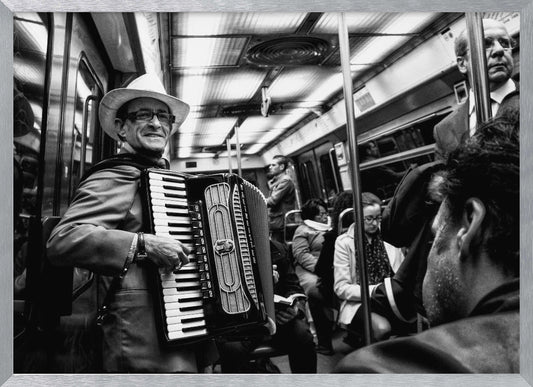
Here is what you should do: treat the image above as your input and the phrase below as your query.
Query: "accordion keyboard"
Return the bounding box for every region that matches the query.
[148,172,208,340]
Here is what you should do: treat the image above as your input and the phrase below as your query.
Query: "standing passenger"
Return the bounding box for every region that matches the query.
[434,18,518,160]
[266,155,297,243]
[47,73,215,372]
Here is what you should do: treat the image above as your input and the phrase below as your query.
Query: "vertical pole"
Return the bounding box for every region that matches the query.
[337,12,373,345]
[465,13,492,125]
[226,138,233,173]
[235,126,242,177]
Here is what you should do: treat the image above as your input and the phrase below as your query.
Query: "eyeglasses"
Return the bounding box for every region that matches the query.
[364,216,382,224]
[459,37,516,57]
[483,36,516,51]
[125,110,175,126]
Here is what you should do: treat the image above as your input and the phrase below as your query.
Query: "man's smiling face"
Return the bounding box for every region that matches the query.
[117,97,172,157]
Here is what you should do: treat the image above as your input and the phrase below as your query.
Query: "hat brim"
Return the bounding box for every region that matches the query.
[98,88,190,142]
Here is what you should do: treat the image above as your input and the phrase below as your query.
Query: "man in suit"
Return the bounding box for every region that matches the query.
[434,18,518,161]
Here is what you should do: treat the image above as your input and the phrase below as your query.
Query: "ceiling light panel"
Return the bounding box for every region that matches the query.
[312,12,398,34]
[238,114,307,135]
[382,13,437,34]
[269,67,341,102]
[185,133,230,147]
[171,12,307,35]
[233,129,285,144]
[173,68,266,106]
[244,143,267,155]
[172,37,247,68]
[178,117,237,136]
[350,13,438,65]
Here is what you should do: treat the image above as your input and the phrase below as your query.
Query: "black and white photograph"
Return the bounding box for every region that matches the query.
[1,2,532,386]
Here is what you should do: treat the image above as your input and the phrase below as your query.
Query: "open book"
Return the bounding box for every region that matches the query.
[274,293,307,307]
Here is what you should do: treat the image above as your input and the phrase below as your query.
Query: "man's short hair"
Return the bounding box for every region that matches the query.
[361,192,382,208]
[439,112,519,275]
[454,18,512,58]
[454,29,469,57]
[273,155,290,170]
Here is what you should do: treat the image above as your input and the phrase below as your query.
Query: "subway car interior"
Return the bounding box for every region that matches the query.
[12,11,520,373]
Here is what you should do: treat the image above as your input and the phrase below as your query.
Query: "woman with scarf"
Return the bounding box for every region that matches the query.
[292,199,330,295]
[334,192,404,346]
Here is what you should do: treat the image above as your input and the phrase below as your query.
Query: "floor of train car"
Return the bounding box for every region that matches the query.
[212,326,355,374]
[271,327,354,374]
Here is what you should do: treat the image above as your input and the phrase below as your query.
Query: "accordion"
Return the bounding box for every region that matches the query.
[141,168,276,346]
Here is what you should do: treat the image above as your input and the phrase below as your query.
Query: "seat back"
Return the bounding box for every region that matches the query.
[338,208,354,234]
[283,209,302,245]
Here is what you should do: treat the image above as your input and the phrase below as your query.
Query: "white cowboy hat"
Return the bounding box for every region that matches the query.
[98,73,190,142]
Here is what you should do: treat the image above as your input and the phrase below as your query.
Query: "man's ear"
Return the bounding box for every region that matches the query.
[115,118,126,142]
[456,56,468,75]
[456,197,486,258]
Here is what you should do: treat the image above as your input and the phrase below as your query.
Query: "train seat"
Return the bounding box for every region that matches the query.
[283,209,302,245]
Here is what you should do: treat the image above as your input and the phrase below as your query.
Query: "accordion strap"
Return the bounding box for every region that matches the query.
[96,233,139,326]
[86,153,161,326]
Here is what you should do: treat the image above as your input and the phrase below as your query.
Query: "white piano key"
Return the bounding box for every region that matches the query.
[149,185,186,195]
[150,192,188,203]
[166,319,205,330]
[162,288,203,297]
[166,312,205,326]
[161,280,201,289]
[152,207,190,216]
[164,300,203,312]
[168,328,207,340]
[149,178,186,189]
[153,220,192,230]
[155,225,193,234]
[160,272,200,281]
[149,173,185,183]
[163,295,203,306]
[165,306,204,318]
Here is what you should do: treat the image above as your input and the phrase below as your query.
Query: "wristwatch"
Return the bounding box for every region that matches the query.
[136,232,148,263]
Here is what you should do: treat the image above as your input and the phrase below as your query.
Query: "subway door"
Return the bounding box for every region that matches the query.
[21,13,111,373]
[52,13,111,373]
[295,142,333,205]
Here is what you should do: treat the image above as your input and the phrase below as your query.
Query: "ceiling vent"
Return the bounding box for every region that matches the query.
[246,36,331,66]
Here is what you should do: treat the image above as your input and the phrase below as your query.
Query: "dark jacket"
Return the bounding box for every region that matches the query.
[267,174,296,231]
[373,161,444,324]
[46,155,215,372]
[334,279,519,373]
[434,84,519,161]
[270,240,306,316]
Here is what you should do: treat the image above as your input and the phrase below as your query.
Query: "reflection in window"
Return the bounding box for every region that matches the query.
[13,13,49,302]
[68,59,102,201]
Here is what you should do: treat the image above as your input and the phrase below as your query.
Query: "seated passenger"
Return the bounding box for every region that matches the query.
[292,199,330,294]
[217,239,317,373]
[335,115,519,373]
[333,192,404,345]
[308,190,354,355]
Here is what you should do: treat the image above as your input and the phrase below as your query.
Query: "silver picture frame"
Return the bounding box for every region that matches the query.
[1,1,532,386]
